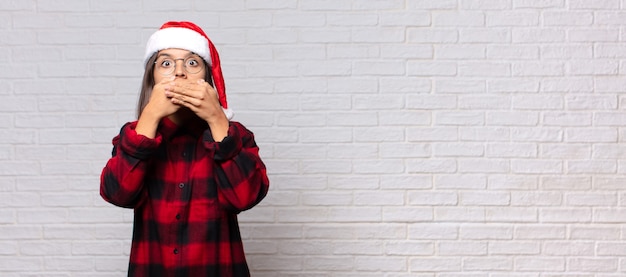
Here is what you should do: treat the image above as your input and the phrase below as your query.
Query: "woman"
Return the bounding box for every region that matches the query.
[100,21,269,277]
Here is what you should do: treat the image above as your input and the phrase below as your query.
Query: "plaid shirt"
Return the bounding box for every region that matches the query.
[100,117,269,277]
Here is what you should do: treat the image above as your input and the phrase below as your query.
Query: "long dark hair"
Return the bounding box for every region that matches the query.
[135,52,213,119]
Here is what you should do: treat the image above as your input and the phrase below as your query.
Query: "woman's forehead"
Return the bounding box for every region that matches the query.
[158,48,195,56]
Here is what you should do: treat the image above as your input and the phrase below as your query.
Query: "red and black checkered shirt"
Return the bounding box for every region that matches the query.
[100,117,269,277]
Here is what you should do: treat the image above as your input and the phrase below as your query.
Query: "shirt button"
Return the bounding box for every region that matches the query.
[178,183,185,189]
[176,214,180,220]
[173,248,179,254]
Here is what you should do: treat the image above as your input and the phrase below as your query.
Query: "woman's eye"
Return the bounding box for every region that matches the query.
[161,60,173,67]
[186,59,199,67]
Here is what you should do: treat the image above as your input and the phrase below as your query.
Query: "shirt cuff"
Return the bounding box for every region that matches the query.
[119,121,162,160]
[204,123,243,161]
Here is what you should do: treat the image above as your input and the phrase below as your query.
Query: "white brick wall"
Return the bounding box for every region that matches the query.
[2,0,626,275]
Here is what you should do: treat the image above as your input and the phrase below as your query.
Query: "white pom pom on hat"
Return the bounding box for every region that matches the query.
[144,21,233,120]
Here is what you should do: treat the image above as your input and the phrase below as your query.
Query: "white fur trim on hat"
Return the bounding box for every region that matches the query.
[223,108,234,120]
[143,27,212,65]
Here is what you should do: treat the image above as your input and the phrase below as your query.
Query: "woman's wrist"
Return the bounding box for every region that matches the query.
[206,113,229,142]
[136,109,161,139]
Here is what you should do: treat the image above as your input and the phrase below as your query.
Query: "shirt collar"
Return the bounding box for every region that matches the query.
[159,116,208,140]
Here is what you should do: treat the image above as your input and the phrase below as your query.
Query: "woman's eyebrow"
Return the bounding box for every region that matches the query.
[156,53,200,59]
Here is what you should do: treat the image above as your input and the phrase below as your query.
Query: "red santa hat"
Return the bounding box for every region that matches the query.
[144,21,233,119]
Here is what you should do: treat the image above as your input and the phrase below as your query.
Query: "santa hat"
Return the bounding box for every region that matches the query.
[144,21,233,119]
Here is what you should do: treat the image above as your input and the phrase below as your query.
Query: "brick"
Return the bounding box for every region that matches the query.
[383,207,433,222]
[354,191,404,206]
[304,256,353,271]
[539,208,592,223]
[327,45,379,59]
[354,126,405,142]
[570,226,620,240]
[433,12,485,27]
[438,241,487,256]
[566,193,617,207]
[0,257,43,272]
[510,191,562,206]
[464,257,513,271]
[18,209,68,224]
[355,256,407,272]
[544,12,594,26]
[514,257,565,271]
[511,160,564,174]
[513,28,566,43]
[329,176,379,190]
[408,0,457,9]
[326,144,378,159]
[353,159,405,174]
[512,61,564,76]
[385,241,433,255]
[326,14,378,27]
[407,29,459,43]
[488,175,537,190]
[565,128,617,143]
[570,0,619,9]
[380,12,431,27]
[460,28,510,43]
[301,192,352,206]
[487,45,539,59]
[436,207,486,222]
[301,160,351,174]
[0,0,35,11]
[435,79,486,93]
[461,224,514,239]
[489,79,540,93]
[44,257,95,271]
[513,0,564,8]
[461,0,512,9]
[410,257,461,272]
[408,223,458,239]
[540,44,588,59]
[408,62,457,76]
[515,225,566,239]
[544,241,595,256]
[459,62,511,77]
[490,241,540,255]
[407,159,457,174]
[248,28,298,44]
[540,143,591,159]
[487,11,540,26]
[355,60,406,75]
[458,95,511,110]
[569,29,619,42]
[568,258,618,272]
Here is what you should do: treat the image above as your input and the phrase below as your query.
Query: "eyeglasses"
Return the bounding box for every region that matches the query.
[154,55,205,76]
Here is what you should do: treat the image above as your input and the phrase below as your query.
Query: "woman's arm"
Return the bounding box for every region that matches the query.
[100,122,161,208]
[204,122,270,212]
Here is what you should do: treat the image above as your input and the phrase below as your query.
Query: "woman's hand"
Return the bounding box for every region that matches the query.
[165,79,230,141]
[135,76,181,138]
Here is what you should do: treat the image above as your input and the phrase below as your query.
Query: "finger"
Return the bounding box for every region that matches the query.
[177,79,206,90]
[198,79,220,101]
[171,93,202,107]
[167,82,205,99]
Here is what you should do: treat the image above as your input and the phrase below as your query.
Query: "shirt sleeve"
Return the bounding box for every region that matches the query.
[100,121,162,208]
[203,121,270,212]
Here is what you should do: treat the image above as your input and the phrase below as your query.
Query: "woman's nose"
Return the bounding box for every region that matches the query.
[174,60,186,77]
